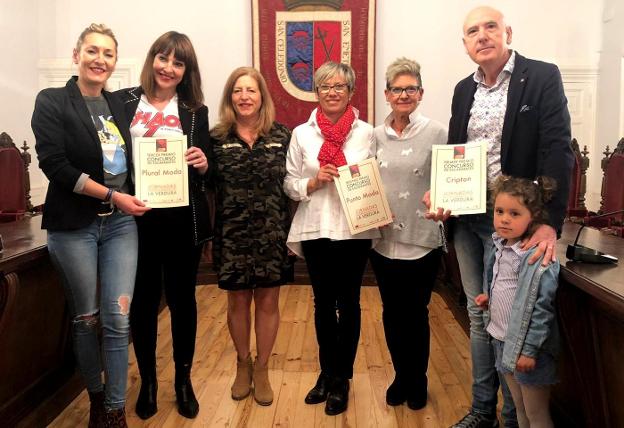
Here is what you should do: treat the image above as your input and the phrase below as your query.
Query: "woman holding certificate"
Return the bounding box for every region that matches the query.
[370,58,446,410]
[117,31,210,420]
[284,62,378,415]
[210,67,291,406]
[31,24,149,427]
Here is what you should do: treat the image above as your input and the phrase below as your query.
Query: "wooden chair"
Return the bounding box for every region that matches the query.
[0,132,33,222]
[586,138,624,233]
[566,138,589,219]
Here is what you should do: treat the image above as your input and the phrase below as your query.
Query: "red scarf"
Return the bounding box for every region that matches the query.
[316,105,356,167]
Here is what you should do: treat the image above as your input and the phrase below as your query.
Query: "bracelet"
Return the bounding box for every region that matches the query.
[104,188,114,202]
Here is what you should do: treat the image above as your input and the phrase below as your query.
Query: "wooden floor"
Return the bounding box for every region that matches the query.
[49,285,475,427]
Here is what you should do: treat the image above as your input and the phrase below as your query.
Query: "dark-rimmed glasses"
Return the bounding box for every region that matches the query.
[388,86,421,97]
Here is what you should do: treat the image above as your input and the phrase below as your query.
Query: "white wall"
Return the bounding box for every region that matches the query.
[0,0,43,201]
[595,0,624,209]
[0,0,615,211]
[375,0,602,125]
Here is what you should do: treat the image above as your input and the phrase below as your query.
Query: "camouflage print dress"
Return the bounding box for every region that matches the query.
[211,122,292,290]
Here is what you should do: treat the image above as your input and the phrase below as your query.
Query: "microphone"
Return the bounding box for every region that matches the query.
[565,209,623,263]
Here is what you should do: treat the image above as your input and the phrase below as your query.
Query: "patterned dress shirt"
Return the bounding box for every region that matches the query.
[467,50,516,183]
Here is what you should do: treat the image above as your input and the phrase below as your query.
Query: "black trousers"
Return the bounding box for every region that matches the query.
[369,249,441,388]
[130,208,203,379]
[302,238,371,380]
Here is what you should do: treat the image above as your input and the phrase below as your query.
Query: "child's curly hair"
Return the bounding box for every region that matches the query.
[490,175,557,238]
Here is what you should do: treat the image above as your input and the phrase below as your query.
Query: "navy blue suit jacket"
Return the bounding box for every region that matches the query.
[447,52,573,232]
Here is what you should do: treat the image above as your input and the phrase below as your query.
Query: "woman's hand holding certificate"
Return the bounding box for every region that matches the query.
[334,158,392,234]
[134,136,190,208]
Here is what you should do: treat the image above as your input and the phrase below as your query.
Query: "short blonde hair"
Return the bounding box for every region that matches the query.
[75,23,118,54]
[385,57,422,88]
[314,62,355,93]
[211,67,275,141]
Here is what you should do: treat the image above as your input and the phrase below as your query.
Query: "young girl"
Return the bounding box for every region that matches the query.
[475,175,559,428]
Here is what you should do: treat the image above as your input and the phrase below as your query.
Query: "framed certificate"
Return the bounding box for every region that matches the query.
[334,158,392,235]
[134,136,189,208]
[429,141,487,215]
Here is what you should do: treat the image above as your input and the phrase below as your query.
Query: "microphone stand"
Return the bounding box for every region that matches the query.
[566,209,623,263]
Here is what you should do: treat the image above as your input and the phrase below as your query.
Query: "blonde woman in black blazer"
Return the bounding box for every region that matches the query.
[31,24,149,428]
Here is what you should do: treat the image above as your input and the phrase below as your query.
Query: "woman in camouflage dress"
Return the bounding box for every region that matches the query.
[210,67,291,406]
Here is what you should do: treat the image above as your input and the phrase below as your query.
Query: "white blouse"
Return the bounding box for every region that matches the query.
[284,108,380,257]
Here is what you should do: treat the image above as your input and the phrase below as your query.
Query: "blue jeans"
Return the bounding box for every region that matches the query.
[454,214,517,426]
[48,212,138,410]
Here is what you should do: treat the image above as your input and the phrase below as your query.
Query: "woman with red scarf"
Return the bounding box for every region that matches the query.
[284,62,379,416]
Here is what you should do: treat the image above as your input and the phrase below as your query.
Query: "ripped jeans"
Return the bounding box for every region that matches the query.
[48,212,138,410]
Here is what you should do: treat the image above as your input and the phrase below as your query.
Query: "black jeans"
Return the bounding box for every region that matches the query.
[130,208,203,378]
[302,238,371,380]
[369,249,441,388]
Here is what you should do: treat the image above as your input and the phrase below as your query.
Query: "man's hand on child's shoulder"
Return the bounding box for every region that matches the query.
[475,294,489,309]
[516,355,537,372]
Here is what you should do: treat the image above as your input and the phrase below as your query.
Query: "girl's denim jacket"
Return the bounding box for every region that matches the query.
[483,240,560,372]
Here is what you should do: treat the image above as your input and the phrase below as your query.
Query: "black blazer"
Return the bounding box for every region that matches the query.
[116,86,213,245]
[32,77,133,231]
[448,52,573,232]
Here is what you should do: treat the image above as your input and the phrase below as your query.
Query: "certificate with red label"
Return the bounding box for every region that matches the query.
[430,141,487,215]
[134,136,189,208]
[334,158,392,234]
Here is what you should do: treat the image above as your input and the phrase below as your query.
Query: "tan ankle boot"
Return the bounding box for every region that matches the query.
[231,354,253,400]
[253,358,273,406]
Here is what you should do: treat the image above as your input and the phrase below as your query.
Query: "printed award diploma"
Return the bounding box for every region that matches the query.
[429,140,487,215]
[134,136,189,208]
[334,158,393,234]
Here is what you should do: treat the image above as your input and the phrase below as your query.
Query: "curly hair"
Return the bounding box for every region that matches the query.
[490,175,557,237]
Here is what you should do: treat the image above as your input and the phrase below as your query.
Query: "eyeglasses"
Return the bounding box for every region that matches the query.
[388,86,421,96]
[318,83,349,94]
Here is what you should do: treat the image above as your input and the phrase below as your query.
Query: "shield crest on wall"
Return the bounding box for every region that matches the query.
[275,11,352,101]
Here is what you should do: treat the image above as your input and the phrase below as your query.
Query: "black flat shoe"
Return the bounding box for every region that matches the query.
[386,379,407,406]
[325,378,349,416]
[305,373,331,404]
[135,378,158,420]
[175,377,199,419]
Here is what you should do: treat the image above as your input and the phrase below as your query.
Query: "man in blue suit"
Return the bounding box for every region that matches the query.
[425,6,573,428]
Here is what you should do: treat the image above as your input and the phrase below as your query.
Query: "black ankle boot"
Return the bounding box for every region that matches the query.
[406,377,428,410]
[325,378,349,416]
[103,407,127,428]
[135,376,158,420]
[88,390,105,428]
[386,378,407,406]
[175,365,199,418]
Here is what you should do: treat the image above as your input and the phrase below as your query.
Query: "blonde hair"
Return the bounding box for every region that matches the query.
[75,23,118,53]
[314,61,355,92]
[385,57,422,88]
[211,67,275,140]
[140,31,204,111]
